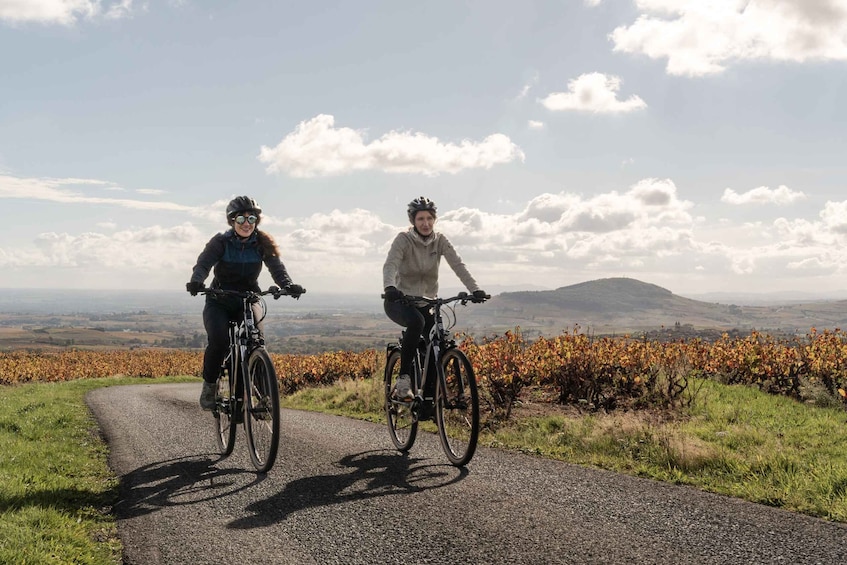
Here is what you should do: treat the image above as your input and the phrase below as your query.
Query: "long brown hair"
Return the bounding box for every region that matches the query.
[256,230,280,258]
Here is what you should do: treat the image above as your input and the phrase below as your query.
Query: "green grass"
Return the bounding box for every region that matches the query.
[0,376,194,565]
[281,376,847,522]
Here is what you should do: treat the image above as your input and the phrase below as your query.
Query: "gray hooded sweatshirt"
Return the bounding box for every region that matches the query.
[383,228,479,298]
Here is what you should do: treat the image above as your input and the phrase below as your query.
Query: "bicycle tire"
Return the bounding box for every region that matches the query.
[436,348,479,466]
[214,371,237,456]
[244,348,280,473]
[385,347,417,451]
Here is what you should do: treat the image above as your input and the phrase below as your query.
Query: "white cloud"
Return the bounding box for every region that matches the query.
[257,114,526,178]
[440,179,694,256]
[610,0,847,77]
[702,199,847,278]
[0,223,201,272]
[721,185,807,205]
[0,174,198,213]
[0,0,134,25]
[539,73,647,114]
[6,178,847,294]
[819,200,847,233]
[284,208,396,258]
[528,120,545,129]
[515,72,539,100]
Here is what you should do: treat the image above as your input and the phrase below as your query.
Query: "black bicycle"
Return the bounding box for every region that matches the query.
[382,291,488,466]
[199,286,303,473]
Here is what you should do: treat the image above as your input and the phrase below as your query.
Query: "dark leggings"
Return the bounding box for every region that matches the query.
[384,299,435,381]
[201,296,263,383]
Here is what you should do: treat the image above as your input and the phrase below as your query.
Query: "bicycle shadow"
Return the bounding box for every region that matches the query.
[114,453,260,520]
[228,449,468,529]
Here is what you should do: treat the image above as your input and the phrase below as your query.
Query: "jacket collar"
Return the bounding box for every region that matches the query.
[408,226,438,246]
[225,228,258,244]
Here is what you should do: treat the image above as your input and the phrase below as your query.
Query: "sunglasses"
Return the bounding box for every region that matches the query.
[234,214,258,225]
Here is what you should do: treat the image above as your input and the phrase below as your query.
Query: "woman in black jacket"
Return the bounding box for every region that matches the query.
[186,195,303,410]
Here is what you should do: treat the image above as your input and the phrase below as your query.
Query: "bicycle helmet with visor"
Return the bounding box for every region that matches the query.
[226,196,262,222]
[407,196,437,224]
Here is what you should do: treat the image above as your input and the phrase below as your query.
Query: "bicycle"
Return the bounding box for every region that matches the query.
[382,291,489,466]
[198,285,304,473]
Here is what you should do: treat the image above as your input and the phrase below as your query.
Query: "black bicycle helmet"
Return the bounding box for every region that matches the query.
[407,196,437,223]
[226,195,262,220]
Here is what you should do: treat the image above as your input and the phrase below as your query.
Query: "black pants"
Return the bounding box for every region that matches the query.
[201,296,263,383]
[384,299,435,393]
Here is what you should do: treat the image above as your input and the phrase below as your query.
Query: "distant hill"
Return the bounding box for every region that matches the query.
[462,277,847,336]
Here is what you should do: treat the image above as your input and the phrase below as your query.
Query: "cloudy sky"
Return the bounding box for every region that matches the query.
[2,0,847,299]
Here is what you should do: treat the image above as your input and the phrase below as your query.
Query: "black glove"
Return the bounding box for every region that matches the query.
[384,286,404,301]
[285,283,305,298]
[472,289,489,301]
[186,281,205,296]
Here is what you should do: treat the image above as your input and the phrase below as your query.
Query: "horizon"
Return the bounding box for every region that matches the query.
[3,1,847,297]
[1,276,845,315]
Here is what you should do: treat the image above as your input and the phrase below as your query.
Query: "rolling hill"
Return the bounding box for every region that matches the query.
[462,277,847,336]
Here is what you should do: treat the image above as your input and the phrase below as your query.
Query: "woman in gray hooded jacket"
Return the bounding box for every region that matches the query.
[382,196,487,401]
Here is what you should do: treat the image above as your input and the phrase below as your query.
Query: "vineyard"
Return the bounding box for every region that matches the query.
[1,327,846,420]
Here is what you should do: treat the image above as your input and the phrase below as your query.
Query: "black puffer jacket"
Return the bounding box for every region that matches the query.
[189,229,292,292]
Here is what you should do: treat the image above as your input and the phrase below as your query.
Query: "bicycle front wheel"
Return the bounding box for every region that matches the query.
[244,349,280,473]
[436,348,479,466]
[385,347,417,451]
[214,373,237,456]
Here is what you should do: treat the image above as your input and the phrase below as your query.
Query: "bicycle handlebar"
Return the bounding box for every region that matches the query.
[199,286,306,300]
[381,291,489,305]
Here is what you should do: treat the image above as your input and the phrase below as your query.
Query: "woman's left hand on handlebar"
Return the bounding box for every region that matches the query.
[285,283,305,298]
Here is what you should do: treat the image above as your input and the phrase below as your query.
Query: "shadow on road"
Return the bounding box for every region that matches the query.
[228,449,468,528]
[115,453,261,519]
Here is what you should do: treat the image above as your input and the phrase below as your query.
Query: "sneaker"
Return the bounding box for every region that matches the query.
[199,381,217,411]
[392,374,414,401]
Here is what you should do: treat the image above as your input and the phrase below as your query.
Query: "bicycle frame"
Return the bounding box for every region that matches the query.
[390,293,483,412]
[413,300,452,403]
[220,295,265,417]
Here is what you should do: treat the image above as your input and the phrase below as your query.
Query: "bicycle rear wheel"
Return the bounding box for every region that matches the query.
[385,347,417,451]
[436,348,479,466]
[214,372,237,456]
[244,348,280,473]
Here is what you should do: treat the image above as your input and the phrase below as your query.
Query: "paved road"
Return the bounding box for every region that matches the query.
[87,383,845,565]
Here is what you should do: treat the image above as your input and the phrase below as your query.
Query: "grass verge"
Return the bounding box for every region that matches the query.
[281,376,847,522]
[0,376,194,565]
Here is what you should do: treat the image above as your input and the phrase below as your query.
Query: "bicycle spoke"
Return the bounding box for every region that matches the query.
[385,348,417,451]
[214,374,237,456]
[244,349,280,473]
[437,349,479,466]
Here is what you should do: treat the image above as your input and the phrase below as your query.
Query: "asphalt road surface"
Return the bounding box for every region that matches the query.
[87,383,846,565]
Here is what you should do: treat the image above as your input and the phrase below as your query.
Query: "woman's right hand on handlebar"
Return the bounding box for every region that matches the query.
[186,281,205,296]
[383,286,404,301]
